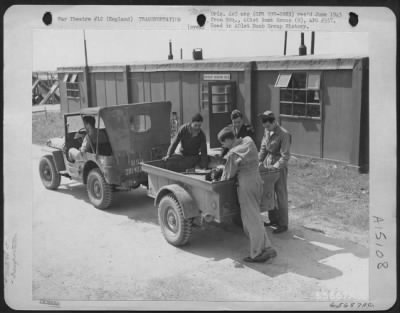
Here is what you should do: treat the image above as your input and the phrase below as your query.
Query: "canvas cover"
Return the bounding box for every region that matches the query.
[100,101,172,177]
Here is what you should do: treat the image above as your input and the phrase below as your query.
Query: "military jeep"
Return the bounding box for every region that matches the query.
[38,101,172,209]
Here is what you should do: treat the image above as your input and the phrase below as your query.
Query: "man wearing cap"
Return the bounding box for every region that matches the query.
[162,113,208,171]
[258,110,291,234]
[221,109,255,157]
[218,126,277,263]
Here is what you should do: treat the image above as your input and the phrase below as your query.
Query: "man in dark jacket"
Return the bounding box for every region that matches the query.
[258,110,291,234]
[163,113,208,171]
[221,109,255,157]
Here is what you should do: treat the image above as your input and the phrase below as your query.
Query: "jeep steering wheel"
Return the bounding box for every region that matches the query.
[78,127,87,135]
[73,128,86,142]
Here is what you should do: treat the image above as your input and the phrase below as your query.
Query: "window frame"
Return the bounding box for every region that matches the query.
[200,82,209,110]
[209,82,234,114]
[130,114,152,134]
[277,71,322,120]
[66,73,81,100]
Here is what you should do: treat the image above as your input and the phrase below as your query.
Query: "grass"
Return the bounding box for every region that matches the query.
[32,112,369,245]
[287,156,369,246]
[32,111,64,145]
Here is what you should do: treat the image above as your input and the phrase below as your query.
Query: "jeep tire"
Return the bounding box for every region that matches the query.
[86,168,112,209]
[39,155,61,190]
[158,194,192,246]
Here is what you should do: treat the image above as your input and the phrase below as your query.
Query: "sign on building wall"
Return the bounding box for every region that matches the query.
[203,74,231,81]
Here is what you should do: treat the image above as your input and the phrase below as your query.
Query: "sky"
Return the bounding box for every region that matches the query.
[33,29,368,71]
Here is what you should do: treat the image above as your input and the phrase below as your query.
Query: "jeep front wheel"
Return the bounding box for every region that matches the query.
[39,155,61,190]
[158,195,192,246]
[86,168,112,209]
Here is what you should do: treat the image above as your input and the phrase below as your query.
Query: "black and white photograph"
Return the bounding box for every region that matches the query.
[3,5,397,311]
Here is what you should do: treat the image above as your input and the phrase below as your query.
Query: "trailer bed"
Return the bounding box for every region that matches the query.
[141,159,240,223]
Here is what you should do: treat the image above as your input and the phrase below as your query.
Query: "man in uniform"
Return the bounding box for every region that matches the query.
[221,109,255,157]
[68,115,108,162]
[258,111,291,234]
[163,113,208,171]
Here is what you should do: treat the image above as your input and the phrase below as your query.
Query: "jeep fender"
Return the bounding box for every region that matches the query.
[82,161,100,184]
[155,184,199,219]
[41,147,66,172]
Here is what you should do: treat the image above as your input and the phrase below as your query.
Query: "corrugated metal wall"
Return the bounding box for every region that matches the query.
[128,72,145,103]
[323,70,354,162]
[253,71,278,148]
[57,59,368,169]
[281,118,322,157]
[90,72,127,107]
[164,72,181,121]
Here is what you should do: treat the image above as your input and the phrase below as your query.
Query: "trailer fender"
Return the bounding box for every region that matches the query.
[155,184,199,219]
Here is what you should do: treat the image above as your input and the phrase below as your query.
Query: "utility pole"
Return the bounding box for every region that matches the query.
[168,40,173,60]
[311,31,315,55]
[83,30,92,108]
[83,30,89,67]
[283,31,287,56]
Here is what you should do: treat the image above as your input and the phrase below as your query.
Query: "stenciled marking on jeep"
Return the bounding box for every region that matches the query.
[124,158,144,175]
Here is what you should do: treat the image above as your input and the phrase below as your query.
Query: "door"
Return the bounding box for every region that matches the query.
[208,82,236,148]
[64,113,87,179]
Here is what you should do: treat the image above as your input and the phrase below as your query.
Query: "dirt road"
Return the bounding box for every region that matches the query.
[32,144,369,308]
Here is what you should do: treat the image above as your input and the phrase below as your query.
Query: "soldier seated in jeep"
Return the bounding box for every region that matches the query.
[68,115,109,162]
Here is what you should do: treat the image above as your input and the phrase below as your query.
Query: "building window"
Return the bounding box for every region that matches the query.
[275,72,321,118]
[130,114,151,133]
[200,83,209,110]
[210,84,233,113]
[66,73,81,99]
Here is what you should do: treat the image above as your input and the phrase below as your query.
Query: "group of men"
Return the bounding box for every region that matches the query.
[66,107,290,263]
[163,109,291,234]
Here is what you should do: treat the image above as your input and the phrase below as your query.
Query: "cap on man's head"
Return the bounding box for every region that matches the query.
[258,110,275,119]
[191,113,203,123]
[230,109,243,120]
[218,126,235,142]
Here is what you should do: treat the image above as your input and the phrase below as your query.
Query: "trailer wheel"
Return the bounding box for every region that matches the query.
[87,168,113,209]
[158,194,192,246]
[39,155,61,190]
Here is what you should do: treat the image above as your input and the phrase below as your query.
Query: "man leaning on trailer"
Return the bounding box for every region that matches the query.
[221,109,255,158]
[162,113,208,171]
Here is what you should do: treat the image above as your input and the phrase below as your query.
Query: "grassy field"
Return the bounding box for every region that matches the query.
[32,111,369,246]
[287,157,369,246]
[32,111,65,145]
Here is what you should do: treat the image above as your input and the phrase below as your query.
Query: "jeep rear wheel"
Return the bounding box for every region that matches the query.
[39,155,61,190]
[86,168,112,209]
[158,195,192,246]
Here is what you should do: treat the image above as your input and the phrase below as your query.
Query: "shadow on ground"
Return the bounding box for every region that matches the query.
[55,182,158,225]
[182,222,368,280]
[55,180,368,281]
